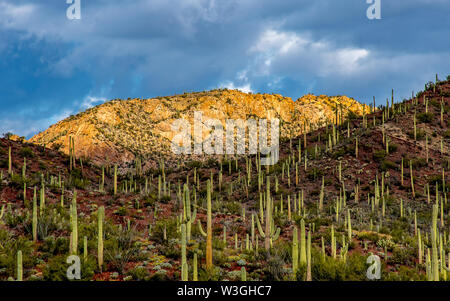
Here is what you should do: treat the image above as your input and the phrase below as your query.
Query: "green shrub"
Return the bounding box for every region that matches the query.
[410,157,427,169]
[38,236,70,258]
[309,250,367,281]
[262,255,286,281]
[105,227,140,274]
[153,218,178,242]
[159,195,171,204]
[0,230,36,279]
[43,255,96,281]
[127,266,150,281]
[384,266,425,281]
[356,231,379,243]
[428,174,450,191]
[115,206,128,216]
[390,247,416,266]
[373,150,386,162]
[19,147,35,158]
[388,144,398,153]
[407,129,425,140]
[307,168,324,181]
[444,130,450,138]
[187,161,203,169]
[143,194,157,207]
[416,112,433,123]
[381,160,397,171]
[198,266,223,281]
[224,201,242,215]
[69,168,90,189]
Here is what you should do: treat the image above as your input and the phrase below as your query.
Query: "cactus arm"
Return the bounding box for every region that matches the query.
[0,205,4,220]
[255,214,266,238]
[190,207,197,223]
[197,220,207,237]
[272,227,281,241]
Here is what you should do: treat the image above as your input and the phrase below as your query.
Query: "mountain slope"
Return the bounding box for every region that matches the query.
[29,89,370,170]
[0,78,448,281]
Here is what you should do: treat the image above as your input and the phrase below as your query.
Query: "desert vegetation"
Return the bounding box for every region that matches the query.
[0,76,449,281]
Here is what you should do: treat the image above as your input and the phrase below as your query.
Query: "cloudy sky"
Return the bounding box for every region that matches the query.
[1,0,449,138]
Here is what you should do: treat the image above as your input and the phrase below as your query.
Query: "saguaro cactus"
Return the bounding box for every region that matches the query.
[8,146,12,175]
[17,250,23,281]
[183,184,196,241]
[71,190,78,255]
[292,226,299,278]
[22,158,26,180]
[418,229,422,264]
[300,219,306,265]
[113,165,118,195]
[181,223,188,281]
[100,166,105,192]
[347,209,352,241]
[319,176,324,212]
[83,236,88,262]
[193,253,198,281]
[40,185,45,215]
[255,177,281,250]
[32,196,37,242]
[98,206,104,272]
[430,205,439,281]
[61,183,65,207]
[410,160,415,198]
[241,267,247,281]
[306,231,312,281]
[198,180,213,269]
[69,135,77,171]
[331,224,336,259]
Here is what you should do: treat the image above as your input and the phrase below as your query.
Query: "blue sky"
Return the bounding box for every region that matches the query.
[1,0,449,138]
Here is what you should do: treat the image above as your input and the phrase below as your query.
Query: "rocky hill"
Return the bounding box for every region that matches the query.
[29,89,370,171]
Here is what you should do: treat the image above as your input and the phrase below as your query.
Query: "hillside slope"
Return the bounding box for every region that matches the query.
[0,78,449,281]
[29,90,370,170]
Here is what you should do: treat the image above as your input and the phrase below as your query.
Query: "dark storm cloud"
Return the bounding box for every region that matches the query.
[0,0,449,137]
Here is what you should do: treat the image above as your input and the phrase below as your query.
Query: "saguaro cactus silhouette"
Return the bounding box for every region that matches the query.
[198,180,213,269]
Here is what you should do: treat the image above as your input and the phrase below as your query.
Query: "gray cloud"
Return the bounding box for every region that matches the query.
[0,0,449,137]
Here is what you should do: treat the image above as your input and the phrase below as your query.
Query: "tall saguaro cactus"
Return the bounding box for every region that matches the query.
[183,184,196,241]
[306,230,312,281]
[198,180,213,269]
[17,250,23,281]
[347,209,352,241]
[8,146,12,175]
[410,160,415,198]
[71,190,78,255]
[69,136,76,171]
[300,219,306,265]
[32,196,37,242]
[98,206,104,272]
[255,177,281,251]
[292,226,299,278]
[430,205,439,281]
[181,223,188,281]
[113,165,118,195]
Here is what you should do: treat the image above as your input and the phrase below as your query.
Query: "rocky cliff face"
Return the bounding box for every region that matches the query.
[29,89,371,170]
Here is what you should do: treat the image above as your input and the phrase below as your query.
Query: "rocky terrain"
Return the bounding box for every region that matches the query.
[0,77,449,281]
[29,90,370,171]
